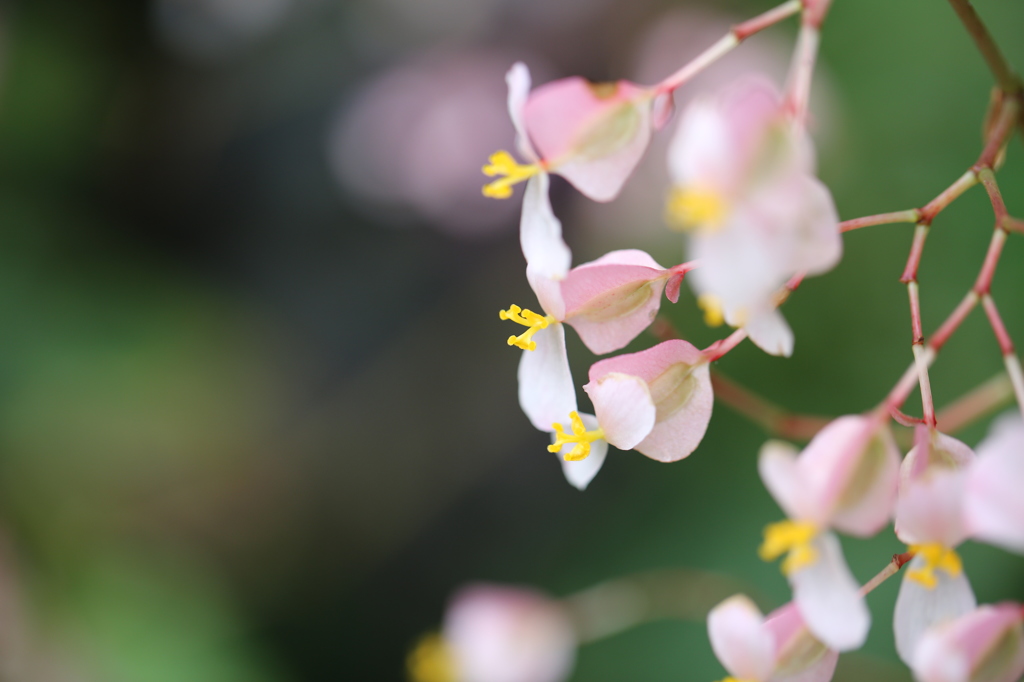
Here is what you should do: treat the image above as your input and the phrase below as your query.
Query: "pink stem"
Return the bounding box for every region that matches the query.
[702,328,748,362]
[840,210,920,233]
[783,23,820,124]
[982,294,1015,356]
[936,372,1014,433]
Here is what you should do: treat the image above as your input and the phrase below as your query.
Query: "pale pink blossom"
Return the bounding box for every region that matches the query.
[963,412,1024,554]
[483,62,657,204]
[583,339,713,463]
[912,603,1024,682]
[757,416,901,650]
[665,76,841,357]
[893,431,977,665]
[708,595,838,682]
[442,584,576,682]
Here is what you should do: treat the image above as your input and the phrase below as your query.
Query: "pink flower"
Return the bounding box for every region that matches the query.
[483,62,657,203]
[757,415,901,650]
[963,412,1024,554]
[708,595,838,682]
[912,603,1024,682]
[665,76,841,357]
[893,431,977,665]
[440,584,577,682]
[582,339,714,463]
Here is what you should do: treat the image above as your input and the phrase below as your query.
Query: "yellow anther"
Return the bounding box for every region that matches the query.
[482,150,541,199]
[499,304,555,351]
[548,411,605,461]
[666,186,728,232]
[759,520,820,576]
[698,294,726,328]
[406,633,455,682]
[906,543,963,589]
[717,678,754,682]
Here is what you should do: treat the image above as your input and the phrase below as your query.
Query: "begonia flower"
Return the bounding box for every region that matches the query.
[893,431,977,665]
[407,583,576,682]
[963,412,1024,554]
[483,62,658,204]
[757,415,900,650]
[503,223,691,432]
[665,76,841,357]
[708,595,839,682]
[911,603,1024,682]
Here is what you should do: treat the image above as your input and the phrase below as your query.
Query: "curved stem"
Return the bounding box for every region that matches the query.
[945,0,1023,95]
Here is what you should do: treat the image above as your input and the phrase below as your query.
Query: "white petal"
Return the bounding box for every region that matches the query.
[708,595,776,681]
[758,440,810,520]
[893,557,976,666]
[745,307,795,358]
[556,413,607,490]
[521,173,571,293]
[518,324,576,432]
[527,264,566,322]
[964,412,1024,554]
[506,62,537,162]
[895,470,970,547]
[791,533,869,652]
[585,373,656,451]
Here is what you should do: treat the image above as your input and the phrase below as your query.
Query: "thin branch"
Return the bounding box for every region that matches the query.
[945,0,1023,95]
[860,552,915,596]
[710,371,831,441]
[935,372,1014,433]
[840,210,920,233]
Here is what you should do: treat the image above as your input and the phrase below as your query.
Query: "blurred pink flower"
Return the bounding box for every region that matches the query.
[912,603,1024,682]
[757,416,900,650]
[708,595,838,682]
[963,412,1024,554]
[666,76,841,356]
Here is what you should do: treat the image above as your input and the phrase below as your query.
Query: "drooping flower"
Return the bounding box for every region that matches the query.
[408,584,576,682]
[483,62,659,204]
[757,415,900,650]
[708,595,838,682]
[963,412,1024,554]
[911,603,1024,682]
[893,430,977,665]
[665,76,841,357]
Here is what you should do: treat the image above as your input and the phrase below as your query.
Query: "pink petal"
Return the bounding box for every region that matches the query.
[895,469,970,547]
[964,413,1024,554]
[555,412,607,491]
[506,62,538,162]
[790,532,869,652]
[797,416,899,536]
[521,173,570,305]
[900,431,976,489]
[634,360,713,462]
[913,603,1024,682]
[893,557,976,666]
[524,77,653,202]
[667,94,738,197]
[561,250,668,355]
[708,594,775,681]
[517,324,577,432]
[764,603,839,682]
[444,584,576,682]
[584,373,656,451]
[586,340,712,462]
[759,441,814,521]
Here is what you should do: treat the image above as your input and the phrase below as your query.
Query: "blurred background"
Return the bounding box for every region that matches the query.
[0,0,1021,679]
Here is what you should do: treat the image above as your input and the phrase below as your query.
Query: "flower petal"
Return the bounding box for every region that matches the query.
[900,431,976,488]
[759,440,813,521]
[506,62,537,162]
[525,78,653,202]
[790,532,870,652]
[895,469,970,547]
[912,603,1024,682]
[561,250,668,355]
[745,307,795,358]
[556,412,607,491]
[893,556,977,666]
[708,594,776,681]
[964,413,1024,554]
[764,603,839,682]
[585,373,656,451]
[521,173,571,305]
[517,324,577,432]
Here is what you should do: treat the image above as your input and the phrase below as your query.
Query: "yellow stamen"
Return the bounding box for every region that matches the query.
[666,186,728,232]
[698,294,725,328]
[717,678,755,682]
[482,150,541,199]
[759,520,820,575]
[906,543,963,589]
[499,304,556,351]
[548,411,605,461]
[406,633,455,682]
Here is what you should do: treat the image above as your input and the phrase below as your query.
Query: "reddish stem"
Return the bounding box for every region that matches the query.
[710,371,830,441]
[972,229,1007,295]
[840,210,920,233]
[935,372,1014,434]
[1003,216,1024,234]
[930,292,980,353]
[733,0,804,40]
[918,170,978,225]
[703,329,748,362]
[982,294,1015,356]
[945,0,1023,95]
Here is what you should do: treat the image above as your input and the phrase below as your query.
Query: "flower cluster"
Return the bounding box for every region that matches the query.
[411,1,1024,681]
